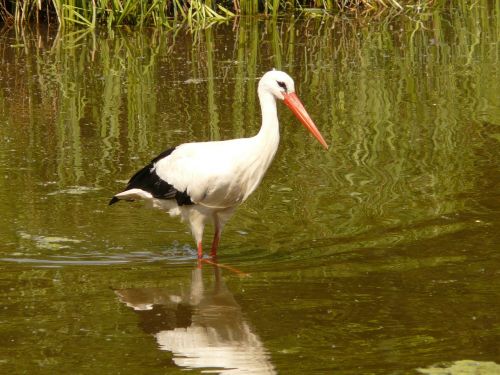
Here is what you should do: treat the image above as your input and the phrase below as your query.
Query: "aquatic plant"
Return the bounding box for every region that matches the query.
[1,0,451,28]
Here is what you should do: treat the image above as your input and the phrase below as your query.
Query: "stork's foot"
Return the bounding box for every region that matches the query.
[201,258,250,277]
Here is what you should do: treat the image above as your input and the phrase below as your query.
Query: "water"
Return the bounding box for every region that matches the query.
[1,4,499,374]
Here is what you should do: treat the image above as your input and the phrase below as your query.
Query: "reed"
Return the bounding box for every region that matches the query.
[1,0,497,256]
[1,0,450,28]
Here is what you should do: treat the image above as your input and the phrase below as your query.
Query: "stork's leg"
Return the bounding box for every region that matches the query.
[210,214,222,258]
[187,208,206,260]
[210,229,221,258]
[197,241,203,259]
[209,209,235,258]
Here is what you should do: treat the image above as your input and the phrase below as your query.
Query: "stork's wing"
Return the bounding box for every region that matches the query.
[109,147,192,206]
[154,140,254,208]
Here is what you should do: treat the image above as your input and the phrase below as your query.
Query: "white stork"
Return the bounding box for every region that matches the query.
[109,70,328,259]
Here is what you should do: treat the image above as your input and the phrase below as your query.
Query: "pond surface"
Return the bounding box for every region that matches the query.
[1,4,499,374]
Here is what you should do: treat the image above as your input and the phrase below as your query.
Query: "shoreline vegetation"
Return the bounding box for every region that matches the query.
[1,0,460,29]
[1,3,496,200]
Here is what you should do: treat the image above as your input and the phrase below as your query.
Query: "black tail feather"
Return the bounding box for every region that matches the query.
[107,146,193,207]
[109,196,120,205]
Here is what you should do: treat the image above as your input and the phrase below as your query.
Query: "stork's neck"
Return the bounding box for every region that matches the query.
[246,88,280,181]
[239,88,281,201]
[256,89,280,148]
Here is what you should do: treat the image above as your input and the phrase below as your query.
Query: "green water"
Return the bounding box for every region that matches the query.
[1,4,499,374]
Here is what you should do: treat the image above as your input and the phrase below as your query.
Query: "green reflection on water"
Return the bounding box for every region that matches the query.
[0,2,499,373]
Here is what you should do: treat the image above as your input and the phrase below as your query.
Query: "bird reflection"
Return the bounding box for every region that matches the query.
[115,263,276,374]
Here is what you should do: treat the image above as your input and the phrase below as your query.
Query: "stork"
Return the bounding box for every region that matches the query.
[109,70,328,259]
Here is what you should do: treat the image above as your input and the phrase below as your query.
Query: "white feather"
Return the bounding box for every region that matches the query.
[112,70,301,254]
[154,134,279,209]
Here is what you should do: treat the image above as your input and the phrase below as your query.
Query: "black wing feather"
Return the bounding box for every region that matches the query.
[109,147,193,206]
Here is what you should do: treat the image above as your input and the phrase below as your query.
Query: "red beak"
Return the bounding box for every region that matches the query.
[283,92,328,149]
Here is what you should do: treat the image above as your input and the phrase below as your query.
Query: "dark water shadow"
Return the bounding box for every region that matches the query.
[115,263,275,374]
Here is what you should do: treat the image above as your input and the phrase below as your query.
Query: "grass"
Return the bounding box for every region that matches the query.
[1,0,447,28]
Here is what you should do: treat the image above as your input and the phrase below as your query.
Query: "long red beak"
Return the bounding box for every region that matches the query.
[283,92,328,149]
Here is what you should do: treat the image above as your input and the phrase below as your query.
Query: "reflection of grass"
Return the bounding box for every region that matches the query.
[1,0,469,28]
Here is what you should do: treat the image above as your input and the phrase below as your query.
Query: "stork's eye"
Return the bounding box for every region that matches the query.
[277,81,288,92]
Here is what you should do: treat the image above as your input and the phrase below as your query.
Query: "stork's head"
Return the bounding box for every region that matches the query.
[258,70,296,101]
[259,70,329,149]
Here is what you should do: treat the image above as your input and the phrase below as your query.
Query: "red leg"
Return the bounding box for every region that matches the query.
[210,230,220,258]
[197,241,203,259]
